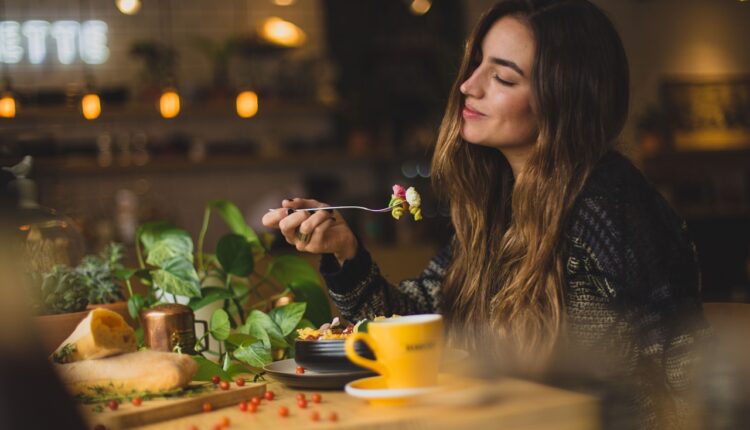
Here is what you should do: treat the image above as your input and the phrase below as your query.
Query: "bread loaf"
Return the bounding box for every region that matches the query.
[51,308,137,363]
[55,350,198,395]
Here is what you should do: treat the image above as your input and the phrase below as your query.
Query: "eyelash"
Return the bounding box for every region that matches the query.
[492,73,515,86]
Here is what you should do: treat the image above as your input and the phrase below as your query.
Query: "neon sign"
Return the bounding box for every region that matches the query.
[0,20,109,65]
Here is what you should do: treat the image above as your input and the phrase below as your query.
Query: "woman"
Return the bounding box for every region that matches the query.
[262,0,709,427]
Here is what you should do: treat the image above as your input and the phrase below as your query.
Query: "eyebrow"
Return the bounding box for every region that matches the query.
[489,56,525,77]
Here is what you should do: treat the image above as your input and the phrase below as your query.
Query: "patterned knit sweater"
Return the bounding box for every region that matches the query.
[319,151,710,429]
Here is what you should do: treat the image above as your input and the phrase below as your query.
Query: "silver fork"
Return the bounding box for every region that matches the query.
[267,205,397,213]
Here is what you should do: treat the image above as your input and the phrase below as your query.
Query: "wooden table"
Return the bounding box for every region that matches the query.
[132,376,598,430]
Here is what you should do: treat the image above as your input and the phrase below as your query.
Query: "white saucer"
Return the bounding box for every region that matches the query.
[345,376,440,405]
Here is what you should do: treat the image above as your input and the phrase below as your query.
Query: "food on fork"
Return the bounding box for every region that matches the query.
[389,184,422,221]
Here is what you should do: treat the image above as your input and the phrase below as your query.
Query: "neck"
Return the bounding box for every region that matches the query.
[499,147,532,179]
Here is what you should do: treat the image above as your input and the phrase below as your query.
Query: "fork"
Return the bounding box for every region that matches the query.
[267,205,397,214]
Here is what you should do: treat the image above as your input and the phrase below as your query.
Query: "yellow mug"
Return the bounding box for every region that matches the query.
[345,314,444,388]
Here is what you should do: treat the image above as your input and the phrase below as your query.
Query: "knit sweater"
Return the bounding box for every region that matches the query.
[319,151,710,429]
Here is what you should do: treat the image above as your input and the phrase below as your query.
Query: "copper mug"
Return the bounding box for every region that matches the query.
[141,304,208,354]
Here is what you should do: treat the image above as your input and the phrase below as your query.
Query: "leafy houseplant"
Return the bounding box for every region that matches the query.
[126,200,332,380]
[77,242,127,305]
[30,265,89,316]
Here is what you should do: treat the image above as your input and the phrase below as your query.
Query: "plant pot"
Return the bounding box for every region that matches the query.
[86,300,135,328]
[34,310,90,355]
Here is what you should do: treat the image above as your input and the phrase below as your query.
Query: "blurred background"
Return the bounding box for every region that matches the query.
[0,0,748,302]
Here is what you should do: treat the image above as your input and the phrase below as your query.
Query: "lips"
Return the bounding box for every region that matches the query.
[462,104,485,119]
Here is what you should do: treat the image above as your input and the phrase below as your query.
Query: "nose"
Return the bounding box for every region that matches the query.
[459,68,483,98]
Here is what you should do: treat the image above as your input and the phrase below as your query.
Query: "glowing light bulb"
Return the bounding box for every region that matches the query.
[273,0,296,5]
[236,91,259,118]
[260,17,306,47]
[159,89,180,119]
[116,0,142,15]
[0,92,16,118]
[410,0,432,15]
[81,93,101,120]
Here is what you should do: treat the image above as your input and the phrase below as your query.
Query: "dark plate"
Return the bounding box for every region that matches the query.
[294,339,374,373]
[263,359,375,390]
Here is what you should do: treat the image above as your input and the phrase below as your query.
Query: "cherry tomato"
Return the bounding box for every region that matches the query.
[212,425,222,430]
[235,377,245,387]
[107,400,119,411]
[219,381,230,391]
[311,393,322,404]
[202,402,213,412]
[311,411,321,421]
[211,375,221,384]
[238,401,248,412]
[131,396,143,406]
[248,403,258,413]
[295,365,305,374]
[264,390,275,401]
[250,396,261,405]
[329,411,339,422]
[279,406,289,417]
[220,416,230,427]
[297,399,307,409]
[296,393,306,401]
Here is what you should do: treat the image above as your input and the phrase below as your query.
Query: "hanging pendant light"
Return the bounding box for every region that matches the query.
[81,92,101,120]
[115,0,141,15]
[0,90,16,118]
[236,90,258,118]
[409,0,432,16]
[159,88,180,119]
[259,17,306,47]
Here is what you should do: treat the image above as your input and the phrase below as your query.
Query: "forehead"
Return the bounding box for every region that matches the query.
[481,16,535,72]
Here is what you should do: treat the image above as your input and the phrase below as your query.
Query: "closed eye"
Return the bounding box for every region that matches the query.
[493,74,516,86]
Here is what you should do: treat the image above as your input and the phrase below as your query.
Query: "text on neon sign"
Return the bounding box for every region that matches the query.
[0,20,109,65]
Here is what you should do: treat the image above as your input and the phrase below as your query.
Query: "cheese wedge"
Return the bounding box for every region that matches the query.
[55,350,198,396]
[51,308,136,363]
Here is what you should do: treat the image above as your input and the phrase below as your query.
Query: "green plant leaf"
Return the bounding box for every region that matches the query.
[210,309,231,341]
[146,235,194,267]
[237,322,271,348]
[267,255,321,287]
[151,257,202,298]
[243,310,288,349]
[127,294,145,320]
[207,200,263,254]
[225,363,253,378]
[288,281,332,327]
[192,356,231,381]
[114,268,137,281]
[188,287,234,311]
[137,222,193,255]
[297,318,316,330]
[233,341,272,368]
[226,333,259,347]
[216,234,254,277]
[269,302,307,336]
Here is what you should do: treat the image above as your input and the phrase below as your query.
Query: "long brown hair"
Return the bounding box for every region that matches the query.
[433,0,629,364]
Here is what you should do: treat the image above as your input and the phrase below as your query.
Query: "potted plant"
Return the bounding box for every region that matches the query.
[125,200,332,380]
[30,265,91,354]
[76,242,134,326]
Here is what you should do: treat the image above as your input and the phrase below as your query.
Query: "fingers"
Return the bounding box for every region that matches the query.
[296,216,337,252]
[278,210,310,244]
[263,198,324,229]
[298,210,335,237]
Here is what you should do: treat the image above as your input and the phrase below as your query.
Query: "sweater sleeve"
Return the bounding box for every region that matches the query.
[318,239,451,323]
[566,187,711,428]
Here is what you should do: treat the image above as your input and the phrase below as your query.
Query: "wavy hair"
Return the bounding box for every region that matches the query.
[433,0,629,364]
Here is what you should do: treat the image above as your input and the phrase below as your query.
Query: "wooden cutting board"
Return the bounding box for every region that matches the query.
[82,382,266,429]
